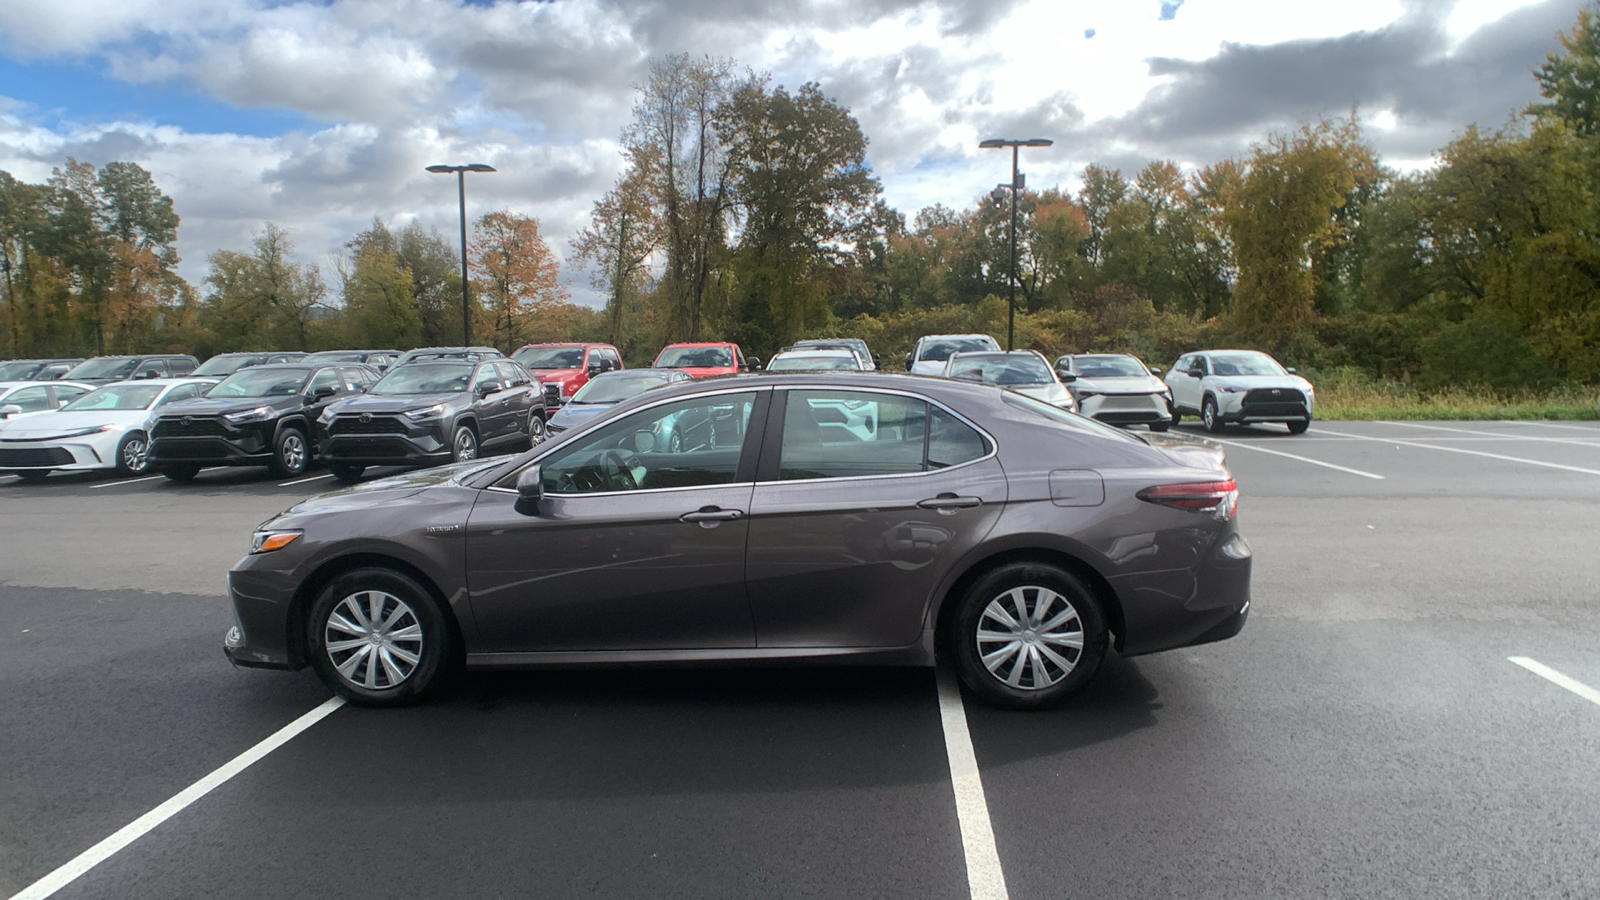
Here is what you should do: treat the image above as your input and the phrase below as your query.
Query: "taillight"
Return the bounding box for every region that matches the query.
[1137,479,1238,518]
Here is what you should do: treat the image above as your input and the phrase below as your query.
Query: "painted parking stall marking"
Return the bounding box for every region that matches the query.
[88,475,166,489]
[1508,657,1600,709]
[7,697,346,900]
[1378,421,1600,447]
[278,473,335,487]
[936,667,1010,900]
[1201,435,1386,480]
[1317,428,1600,477]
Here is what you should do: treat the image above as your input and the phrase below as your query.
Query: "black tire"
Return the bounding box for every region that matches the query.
[161,464,201,482]
[1202,397,1225,434]
[306,567,454,706]
[451,424,478,462]
[15,470,49,483]
[1287,418,1311,435]
[329,463,366,483]
[527,412,546,445]
[947,562,1109,710]
[272,428,310,476]
[115,430,150,475]
[1149,420,1170,432]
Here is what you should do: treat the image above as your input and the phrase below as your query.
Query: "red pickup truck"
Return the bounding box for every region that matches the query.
[511,342,624,412]
[651,342,760,378]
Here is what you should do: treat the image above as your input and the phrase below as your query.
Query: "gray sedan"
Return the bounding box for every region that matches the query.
[226,373,1251,709]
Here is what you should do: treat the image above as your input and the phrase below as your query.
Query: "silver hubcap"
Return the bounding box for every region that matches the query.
[282,434,306,471]
[1204,404,1215,427]
[976,585,1085,690]
[455,430,477,460]
[529,415,544,439]
[325,590,423,690]
[124,437,148,472]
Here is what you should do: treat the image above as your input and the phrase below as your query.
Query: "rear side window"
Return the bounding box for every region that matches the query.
[169,358,196,375]
[5,386,53,411]
[775,390,990,481]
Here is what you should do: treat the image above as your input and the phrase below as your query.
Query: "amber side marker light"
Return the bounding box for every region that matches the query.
[250,531,302,554]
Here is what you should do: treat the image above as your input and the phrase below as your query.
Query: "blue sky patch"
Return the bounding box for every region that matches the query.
[1159,0,1184,21]
[0,55,309,137]
[1084,28,1097,39]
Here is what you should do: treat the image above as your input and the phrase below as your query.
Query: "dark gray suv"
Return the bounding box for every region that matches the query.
[226,373,1251,709]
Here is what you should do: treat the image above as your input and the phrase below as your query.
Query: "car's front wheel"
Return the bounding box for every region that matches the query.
[1287,418,1311,435]
[1202,397,1225,434]
[328,463,365,483]
[161,464,200,482]
[451,424,478,462]
[116,430,150,475]
[527,412,546,445]
[272,428,310,476]
[306,568,453,706]
[948,562,1108,709]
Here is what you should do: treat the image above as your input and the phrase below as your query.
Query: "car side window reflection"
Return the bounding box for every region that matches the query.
[778,390,927,480]
[525,391,758,494]
[927,405,987,468]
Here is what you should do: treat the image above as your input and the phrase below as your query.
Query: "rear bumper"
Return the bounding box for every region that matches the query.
[1113,531,1253,657]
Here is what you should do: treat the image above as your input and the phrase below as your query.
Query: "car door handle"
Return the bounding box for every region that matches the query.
[680,507,744,524]
[917,494,982,511]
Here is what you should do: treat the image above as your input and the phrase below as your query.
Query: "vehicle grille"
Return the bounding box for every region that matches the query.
[153,417,227,437]
[328,438,411,458]
[1241,388,1308,417]
[328,416,408,435]
[0,447,73,467]
[543,383,561,407]
[155,440,229,458]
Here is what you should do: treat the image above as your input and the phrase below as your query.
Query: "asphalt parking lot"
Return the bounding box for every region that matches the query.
[3,419,1599,899]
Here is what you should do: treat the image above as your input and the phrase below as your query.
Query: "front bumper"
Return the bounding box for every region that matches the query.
[1077,392,1171,425]
[149,418,278,467]
[1215,390,1313,424]
[0,438,117,471]
[317,415,453,466]
[224,565,304,670]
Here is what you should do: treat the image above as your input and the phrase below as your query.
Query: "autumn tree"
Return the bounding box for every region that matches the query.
[469,211,568,350]
[570,144,661,354]
[200,224,326,351]
[1530,3,1600,134]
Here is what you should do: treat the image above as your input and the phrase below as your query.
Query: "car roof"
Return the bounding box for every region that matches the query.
[774,348,857,357]
[91,377,218,388]
[918,333,995,342]
[0,379,96,389]
[516,342,604,349]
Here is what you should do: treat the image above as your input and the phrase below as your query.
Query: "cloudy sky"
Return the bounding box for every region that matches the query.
[0,0,1584,304]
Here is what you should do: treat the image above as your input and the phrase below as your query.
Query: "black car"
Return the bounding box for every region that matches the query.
[301,349,402,372]
[390,346,504,367]
[147,363,378,480]
[63,354,199,384]
[0,358,85,381]
[314,357,543,482]
[192,351,308,378]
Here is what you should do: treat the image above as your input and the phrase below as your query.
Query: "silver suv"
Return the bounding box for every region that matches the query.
[1165,349,1314,434]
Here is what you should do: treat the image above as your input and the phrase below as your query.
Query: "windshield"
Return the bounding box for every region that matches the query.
[767,354,860,371]
[947,354,1054,385]
[305,353,366,363]
[193,356,258,377]
[209,367,312,398]
[514,347,585,369]
[62,384,165,411]
[655,346,733,368]
[1071,356,1149,378]
[0,362,41,379]
[571,372,677,404]
[918,338,997,362]
[1001,391,1145,443]
[66,358,137,379]
[1210,354,1287,377]
[372,363,472,395]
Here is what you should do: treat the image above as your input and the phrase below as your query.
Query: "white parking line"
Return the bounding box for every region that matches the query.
[7,697,345,900]
[88,475,166,490]
[1378,421,1600,447]
[1508,657,1600,709]
[1202,436,1386,480]
[935,668,1010,900]
[1516,421,1600,434]
[1318,429,1600,476]
[278,473,334,487]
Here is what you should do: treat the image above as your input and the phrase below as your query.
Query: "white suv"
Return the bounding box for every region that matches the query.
[1165,349,1315,434]
[905,334,1000,376]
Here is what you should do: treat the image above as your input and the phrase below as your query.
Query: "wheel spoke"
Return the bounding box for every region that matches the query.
[1036,642,1077,675]
[1030,589,1057,628]
[388,624,422,643]
[977,629,1022,643]
[1040,631,1084,650]
[1025,645,1046,687]
[1038,605,1079,633]
[376,648,406,685]
[385,645,420,666]
[325,638,369,653]
[367,593,386,630]
[327,612,365,637]
[380,604,409,633]
[1005,648,1028,686]
[983,602,1021,631]
[342,596,372,629]
[335,644,372,679]
[1006,587,1031,628]
[982,641,1022,673]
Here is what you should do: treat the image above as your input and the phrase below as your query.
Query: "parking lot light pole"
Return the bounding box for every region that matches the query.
[426,163,497,345]
[979,138,1052,351]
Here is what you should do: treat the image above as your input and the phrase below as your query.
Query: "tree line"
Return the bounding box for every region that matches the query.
[4,4,1600,388]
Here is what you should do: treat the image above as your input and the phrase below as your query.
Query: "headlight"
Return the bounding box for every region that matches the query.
[225,406,274,423]
[1216,385,1242,393]
[1074,390,1101,399]
[405,403,449,421]
[249,529,302,554]
[561,381,576,395]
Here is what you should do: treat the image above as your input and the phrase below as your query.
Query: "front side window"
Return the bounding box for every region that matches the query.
[3,386,53,411]
[208,367,312,398]
[306,369,341,396]
[156,383,202,406]
[775,390,992,480]
[472,366,501,394]
[529,391,758,494]
[53,385,90,404]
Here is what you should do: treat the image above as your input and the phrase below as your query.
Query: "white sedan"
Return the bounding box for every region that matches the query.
[0,381,97,420]
[0,378,216,481]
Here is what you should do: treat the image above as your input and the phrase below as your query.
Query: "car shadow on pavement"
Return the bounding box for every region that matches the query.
[958,652,1164,765]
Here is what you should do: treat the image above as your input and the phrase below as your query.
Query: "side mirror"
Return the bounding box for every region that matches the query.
[904,352,913,368]
[1058,372,1078,383]
[135,370,159,380]
[1149,366,1163,376]
[310,385,338,402]
[0,404,21,418]
[1286,367,1298,375]
[58,399,71,408]
[633,430,656,452]
[745,357,762,371]
[586,364,603,376]
[514,465,543,515]
[475,382,502,399]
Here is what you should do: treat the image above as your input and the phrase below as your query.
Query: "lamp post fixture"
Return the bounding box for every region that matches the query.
[426,163,497,345]
[979,138,1052,351]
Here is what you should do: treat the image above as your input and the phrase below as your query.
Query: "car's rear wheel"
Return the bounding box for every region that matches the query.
[1202,397,1224,434]
[161,464,200,482]
[948,562,1108,709]
[329,463,365,483]
[116,430,150,475]
[306,568,453,706]
[451,424,478,462]
[272,428,309,476]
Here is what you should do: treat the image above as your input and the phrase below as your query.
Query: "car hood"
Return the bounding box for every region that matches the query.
[524,367,582,381]
[548,402,613,429]
[1011,383,1074,406]
[667,366,739,378]
[1072,375,1168,394]
[159,396,303,417]
[0,408,149,439]
[1206,374,1313,392]
[324,393,465,414]
[280,458,504,517]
